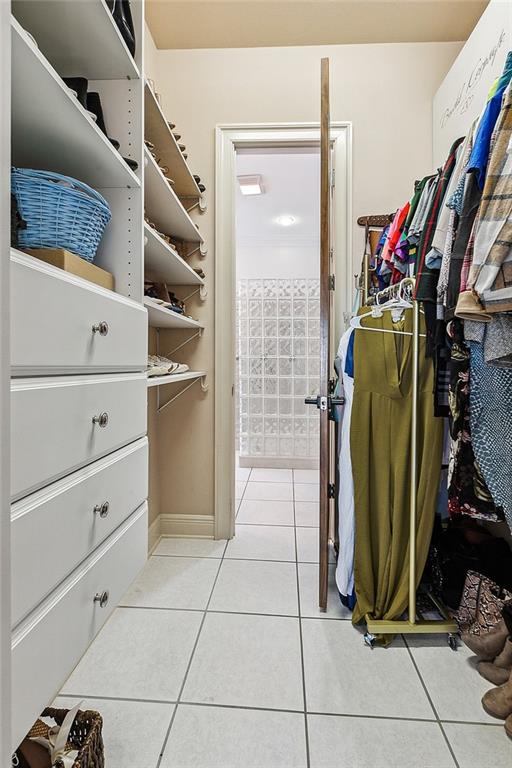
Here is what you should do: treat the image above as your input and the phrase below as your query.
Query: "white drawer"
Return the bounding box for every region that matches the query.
[12,438,148,627]
[11,373,147,501]
[11,250,147,375]
[12,502,147,752]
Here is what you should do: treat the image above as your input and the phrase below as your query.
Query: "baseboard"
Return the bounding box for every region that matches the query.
[239,456,319,470]
[148,515,161,554]
[160,513,215,538]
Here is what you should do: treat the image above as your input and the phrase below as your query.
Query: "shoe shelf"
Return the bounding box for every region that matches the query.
[144,81,200,200]
[144,146,202,243]
[144,223,204,286]
[144,297,203,329]
[147,370,207,388]
[11,0,140,81]
[11,16,140,190]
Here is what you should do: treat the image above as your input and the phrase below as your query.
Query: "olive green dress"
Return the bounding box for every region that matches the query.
[350,308,443,627]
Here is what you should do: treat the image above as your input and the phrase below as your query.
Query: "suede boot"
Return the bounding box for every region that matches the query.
[462,619,509,660]
[478,638,512,685]
[482,671,512,719]
[505,713,512,740]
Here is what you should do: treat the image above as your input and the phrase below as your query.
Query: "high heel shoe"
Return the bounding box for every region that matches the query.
[86,92,120,150]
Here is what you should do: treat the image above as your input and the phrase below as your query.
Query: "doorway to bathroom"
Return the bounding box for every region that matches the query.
[235,148,321,472]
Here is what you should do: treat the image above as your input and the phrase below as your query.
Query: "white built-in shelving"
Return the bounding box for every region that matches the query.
[144,146,202,242]
[11,17,140,190]
[144,297,203,330]
[144,81,200,200]
[147,371,206,388]
[11,0,140,79]
[144,223,204,285]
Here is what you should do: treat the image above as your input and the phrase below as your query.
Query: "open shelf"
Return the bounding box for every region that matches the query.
[11,17,140,190]
[144,82,200,200]
[144,297,203,329]
[12,0,140,80]
[144,147,202,243]
[147,371,206,388]
[144,223,204,285]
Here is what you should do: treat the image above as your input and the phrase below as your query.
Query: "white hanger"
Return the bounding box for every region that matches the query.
[349,282,426,337]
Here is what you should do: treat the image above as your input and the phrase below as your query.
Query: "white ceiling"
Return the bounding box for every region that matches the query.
[146,0,488,50]
[236,150,320,248]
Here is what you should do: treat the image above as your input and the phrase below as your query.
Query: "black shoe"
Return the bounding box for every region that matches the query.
[112,0,135,57]
[86,92,121,150]
[63,77,88,109]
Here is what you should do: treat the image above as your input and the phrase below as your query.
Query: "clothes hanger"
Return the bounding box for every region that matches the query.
[349,282,426,337]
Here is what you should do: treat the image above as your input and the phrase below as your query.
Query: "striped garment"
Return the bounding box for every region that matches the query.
[470,82,512,311]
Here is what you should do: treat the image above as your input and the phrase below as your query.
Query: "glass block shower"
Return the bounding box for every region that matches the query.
[236,278,320,464]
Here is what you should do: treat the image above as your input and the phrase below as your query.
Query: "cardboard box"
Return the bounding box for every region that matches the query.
[24,248,115,292]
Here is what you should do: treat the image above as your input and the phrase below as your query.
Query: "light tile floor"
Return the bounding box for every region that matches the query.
[56,468,511,767]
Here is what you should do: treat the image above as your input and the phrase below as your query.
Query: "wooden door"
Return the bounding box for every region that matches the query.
[318,57,334,610]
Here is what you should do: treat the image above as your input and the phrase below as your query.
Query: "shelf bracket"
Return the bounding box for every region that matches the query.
[164,328,203,358]
[182,284,208,302]
[186,241,208,259]
[185,193,207,214]
[157,374,208,413]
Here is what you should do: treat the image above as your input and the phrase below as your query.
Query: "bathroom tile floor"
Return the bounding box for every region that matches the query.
[56,467,511,767]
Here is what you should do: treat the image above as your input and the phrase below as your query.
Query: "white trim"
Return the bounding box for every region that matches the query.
[160,513,215,538]
[214,122,352,542]
[148,515,161,554]
[0,1,10,760]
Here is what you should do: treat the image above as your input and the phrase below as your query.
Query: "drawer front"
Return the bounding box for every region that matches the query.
[12,439,148,627]
[11,374,147,501]
[11,250,147,375]
[12,503,147,751]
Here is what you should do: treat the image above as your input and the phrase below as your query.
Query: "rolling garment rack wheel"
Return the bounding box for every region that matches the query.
[364,632,376,649]
[448,633,459,651]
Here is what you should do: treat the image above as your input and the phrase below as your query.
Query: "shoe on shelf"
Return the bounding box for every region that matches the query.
[147,356,170,377]
[462,619,509,661]
[482,671,512,720]
[63,77,88,108]
[167,121,176,131]
[478,638,512,685]
[111,0,136,57]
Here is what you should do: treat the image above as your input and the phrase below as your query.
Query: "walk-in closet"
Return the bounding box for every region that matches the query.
[2,1,512,766]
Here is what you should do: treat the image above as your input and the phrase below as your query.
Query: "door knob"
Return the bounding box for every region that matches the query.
[93,590,109,608]
[92,412,109,427]
[92,321,109,336]
[93,501,110,518]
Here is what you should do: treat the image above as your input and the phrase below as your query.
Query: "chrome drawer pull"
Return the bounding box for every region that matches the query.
[93,501,110,518]
[93,590,109,608]
[92,412,109,428]
[92,321,109,336]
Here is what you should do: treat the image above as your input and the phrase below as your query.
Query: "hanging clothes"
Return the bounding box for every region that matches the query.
[334,328,356,609]
[350,308,443,628]
[469,340,512,533]
[446,320,502,522]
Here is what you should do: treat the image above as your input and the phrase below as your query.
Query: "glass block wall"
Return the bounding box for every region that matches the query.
[236,278,320,461]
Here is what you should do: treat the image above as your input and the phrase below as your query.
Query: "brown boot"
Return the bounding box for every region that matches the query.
[505,714,512,740]
[478,637,512,685]
[462,619,509,660]
[482,672,512,720]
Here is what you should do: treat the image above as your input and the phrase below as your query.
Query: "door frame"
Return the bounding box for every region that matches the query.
[214,122,352,540]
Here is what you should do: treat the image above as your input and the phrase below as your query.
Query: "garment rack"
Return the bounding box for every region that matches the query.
[361,278,458,648]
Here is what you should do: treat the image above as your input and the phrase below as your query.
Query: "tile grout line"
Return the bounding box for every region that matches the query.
[154,538,228,768]
[118,604,353,621]
[402,635,461,768]
[58,693,505,727]
[293,478,311,768]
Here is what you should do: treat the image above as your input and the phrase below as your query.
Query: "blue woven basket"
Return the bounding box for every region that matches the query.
[11,168,111,263]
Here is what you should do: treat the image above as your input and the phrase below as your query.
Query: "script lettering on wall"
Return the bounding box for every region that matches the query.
[439,29,507,130]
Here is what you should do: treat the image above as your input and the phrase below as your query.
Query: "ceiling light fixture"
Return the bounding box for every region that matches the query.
[276,215,296,227]
[238,174,263,196]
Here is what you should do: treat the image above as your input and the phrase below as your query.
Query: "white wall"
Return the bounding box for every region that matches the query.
[433,0,512,167]
[146,36,462,526]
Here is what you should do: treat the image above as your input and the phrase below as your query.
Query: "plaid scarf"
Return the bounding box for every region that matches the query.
[470,82,512,311]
